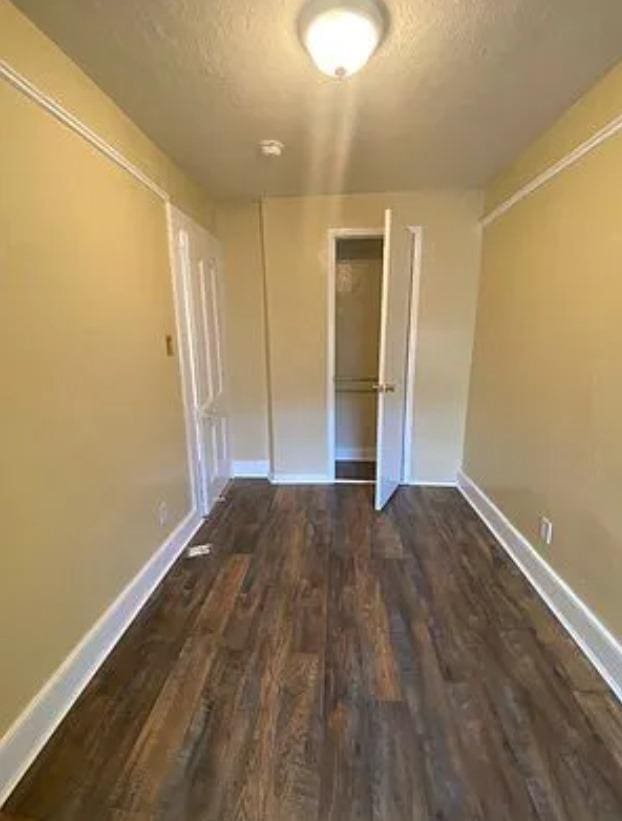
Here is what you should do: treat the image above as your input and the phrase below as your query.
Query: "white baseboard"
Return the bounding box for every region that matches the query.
[270,473,332,485]
[335,447,376,462]
[404,477,457,487]
[0,508,202,806]
[457,470,622,702]
[269,474,459,488]
[231,459,269,478]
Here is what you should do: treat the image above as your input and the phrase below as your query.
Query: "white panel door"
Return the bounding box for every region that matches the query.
[169,206,230,515]
[375,209,412,510]
[193,240,230,504]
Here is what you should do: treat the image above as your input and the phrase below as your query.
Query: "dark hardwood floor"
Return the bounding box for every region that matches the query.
[4,481,622,820]
[335,460,376,480]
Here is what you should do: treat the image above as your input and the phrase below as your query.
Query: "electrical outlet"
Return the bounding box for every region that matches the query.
[158,501,168,527]
[539,516,553,546]
[187,543,212,558]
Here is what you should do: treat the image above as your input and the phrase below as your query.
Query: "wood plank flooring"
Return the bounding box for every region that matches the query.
[4,481,622,820]
[335,460,376,480]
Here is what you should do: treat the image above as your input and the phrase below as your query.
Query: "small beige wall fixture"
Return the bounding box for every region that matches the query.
[0,1,213,737]
[260,191,483,481]
[464,61,622,640]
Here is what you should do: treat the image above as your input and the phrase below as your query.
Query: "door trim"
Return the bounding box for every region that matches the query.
[326,228,384,483]
[401,226,423,484]
[326,224,423,484]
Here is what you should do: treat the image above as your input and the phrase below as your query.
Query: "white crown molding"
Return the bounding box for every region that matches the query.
[482,111,622,227]
[0,59,168,201]
[0,507,201,806]
[457,470,622,702]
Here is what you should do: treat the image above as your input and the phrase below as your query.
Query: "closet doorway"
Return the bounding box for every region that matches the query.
[334,235,383,482]
[327,214,421,509]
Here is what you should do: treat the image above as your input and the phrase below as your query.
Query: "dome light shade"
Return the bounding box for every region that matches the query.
[299,0,385,79]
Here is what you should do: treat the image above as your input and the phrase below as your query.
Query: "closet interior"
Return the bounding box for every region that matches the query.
[334,236,384,481]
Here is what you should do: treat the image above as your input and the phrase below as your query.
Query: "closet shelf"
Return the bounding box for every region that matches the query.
[334,376,377,383]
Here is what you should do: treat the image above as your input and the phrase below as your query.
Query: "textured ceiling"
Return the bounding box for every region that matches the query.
[12,0,622,199]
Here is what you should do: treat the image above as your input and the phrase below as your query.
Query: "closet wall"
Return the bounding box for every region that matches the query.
[335,238,382,461]
[220,190,483,482]
[216,202,270,469]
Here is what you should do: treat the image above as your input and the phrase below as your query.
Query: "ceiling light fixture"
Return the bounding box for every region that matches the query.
[298,0,386,79]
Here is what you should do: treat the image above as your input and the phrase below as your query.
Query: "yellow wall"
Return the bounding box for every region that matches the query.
[0,1,212,736]
[464,61,622,639]
[261,191,483,480]
[486,63,622,215]
[0,1,213,229]
[215,202,270,464]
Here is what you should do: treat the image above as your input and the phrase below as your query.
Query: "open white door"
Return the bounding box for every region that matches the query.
[169,206,230,516]
[375,209,412,510]
[192,238,230,505]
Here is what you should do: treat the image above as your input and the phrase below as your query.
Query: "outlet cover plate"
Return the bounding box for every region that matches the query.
[187,543,212,558]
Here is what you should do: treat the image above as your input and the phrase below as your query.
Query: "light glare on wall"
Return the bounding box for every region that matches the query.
[299,0,386,79]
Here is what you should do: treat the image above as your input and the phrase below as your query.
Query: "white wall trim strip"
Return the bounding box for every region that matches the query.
[0,59,168,201]
[481,111,622,227]
[457,470,622,702]
[232,459,270,478]
[0,508,201,806]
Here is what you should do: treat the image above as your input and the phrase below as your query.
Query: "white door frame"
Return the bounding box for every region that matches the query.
[401,226,423,485]
[326,224,423,484]
[165,202,208,516]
